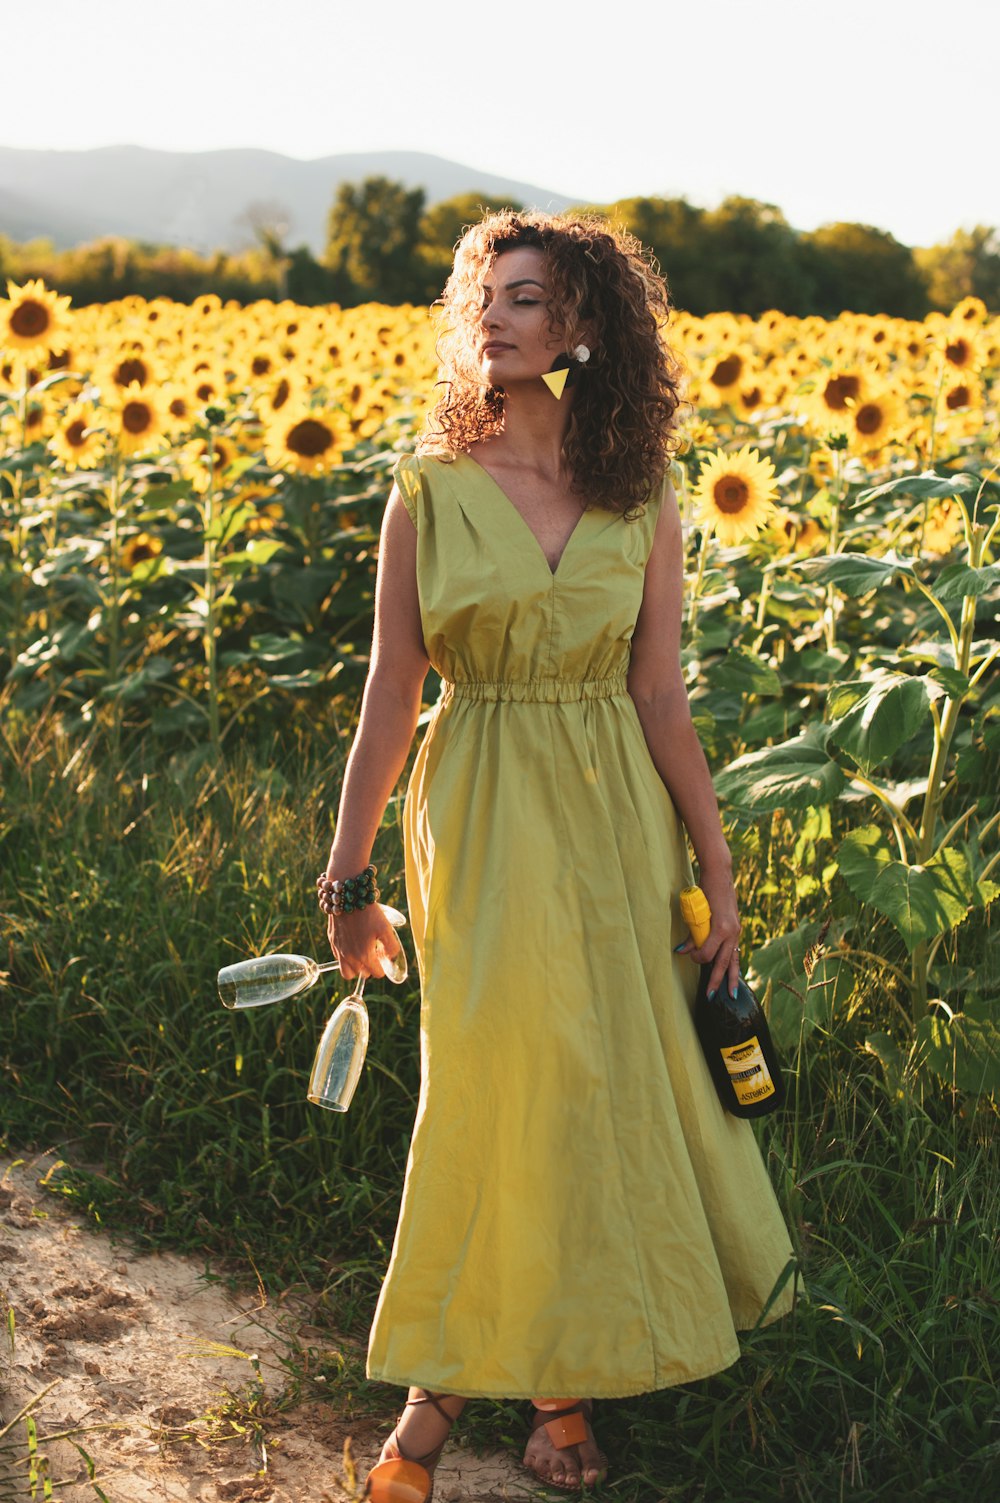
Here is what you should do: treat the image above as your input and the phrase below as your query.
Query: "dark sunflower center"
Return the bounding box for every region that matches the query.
[123,400,153,434]
[856,404,883,436]
[713,476,750,514]
[945,339,969,366]
[711,355,742,387]
[286,418,334,457]
[252,355,272,376]
[116,357,148,386]
[946,385,970,410]
[272,378,291,410]
[11,300,50,338]
[65,419,87,447]
[823,375,860,410]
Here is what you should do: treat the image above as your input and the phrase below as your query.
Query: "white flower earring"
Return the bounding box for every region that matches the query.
[541,344,593,399]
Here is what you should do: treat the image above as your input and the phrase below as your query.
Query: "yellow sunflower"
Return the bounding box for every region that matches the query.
[108,381,169,458]
[0,278,73,358]
[179,433,242,494]
[923,498,966,556]
[808,366,869,432]
[844,386,906,456]
[49,402,105,469]
[122,531,164,571]
[703,346,749,406]
[940,326,979,373]
[692,444,778,545]
[950,295,988,327]
[770,507,824,553]
[263,403,345,476]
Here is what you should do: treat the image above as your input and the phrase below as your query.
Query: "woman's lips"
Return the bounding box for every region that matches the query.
[482,343,514,354]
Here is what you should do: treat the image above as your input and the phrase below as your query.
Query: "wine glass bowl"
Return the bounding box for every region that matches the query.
[219,953,324,1010]
[218,904,408,1009]
[218,902,409,1110]
[307,982,370,1112]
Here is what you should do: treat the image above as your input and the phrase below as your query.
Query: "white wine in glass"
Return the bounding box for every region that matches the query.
[218,904,407,1009]
[307,978,370,1113]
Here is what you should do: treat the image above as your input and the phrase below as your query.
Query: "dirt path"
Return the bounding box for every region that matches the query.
[0,1152,542,1502]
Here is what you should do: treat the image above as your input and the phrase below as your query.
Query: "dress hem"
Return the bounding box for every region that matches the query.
[365,1301,793,1400]
[367,1344,747,1401]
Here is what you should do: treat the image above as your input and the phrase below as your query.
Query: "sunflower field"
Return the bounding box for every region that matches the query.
[1,277,998,1497]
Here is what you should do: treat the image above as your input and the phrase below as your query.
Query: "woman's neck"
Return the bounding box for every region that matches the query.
[478,383,574,478]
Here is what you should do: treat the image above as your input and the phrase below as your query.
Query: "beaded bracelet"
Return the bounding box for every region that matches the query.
[316,864,380,917]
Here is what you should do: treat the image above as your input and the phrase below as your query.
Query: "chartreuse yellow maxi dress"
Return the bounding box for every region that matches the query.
[365,452,794,1400]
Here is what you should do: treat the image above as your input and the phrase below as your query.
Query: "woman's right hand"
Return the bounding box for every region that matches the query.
[328,903,404,981]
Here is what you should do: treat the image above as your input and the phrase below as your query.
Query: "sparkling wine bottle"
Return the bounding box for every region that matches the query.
[679,885,785,1118]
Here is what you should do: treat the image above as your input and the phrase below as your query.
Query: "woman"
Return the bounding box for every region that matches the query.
[321,211,794,1498]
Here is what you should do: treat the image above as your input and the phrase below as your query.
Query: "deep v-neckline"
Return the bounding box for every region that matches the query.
[459,453,590,578]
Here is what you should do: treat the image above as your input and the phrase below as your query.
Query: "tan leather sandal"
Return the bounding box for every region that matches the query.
[364,1390,458,1503]
[524,1397,608,1491]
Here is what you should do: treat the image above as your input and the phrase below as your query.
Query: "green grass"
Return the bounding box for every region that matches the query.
[1,701,998,1499]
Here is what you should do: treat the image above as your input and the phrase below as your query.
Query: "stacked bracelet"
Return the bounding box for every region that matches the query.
[317,864,380,917]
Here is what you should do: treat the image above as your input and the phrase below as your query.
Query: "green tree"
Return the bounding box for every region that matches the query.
[802,222,929,319]
[324,176,427,305]
[914,225,1000,313]
[416,192,523,302]
[696,196,815,316]
[606,196,709,313]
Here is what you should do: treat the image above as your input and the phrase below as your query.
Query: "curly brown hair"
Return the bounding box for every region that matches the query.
[416,209,686,515]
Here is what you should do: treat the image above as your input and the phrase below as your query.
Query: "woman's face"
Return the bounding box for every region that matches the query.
[475,246,565,388]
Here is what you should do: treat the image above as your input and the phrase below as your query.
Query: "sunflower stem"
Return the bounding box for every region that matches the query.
[106,447,123,759]
[9,364,29,665]
[686,523,713,635]
[203,431,222,757]
[822,446,846,653]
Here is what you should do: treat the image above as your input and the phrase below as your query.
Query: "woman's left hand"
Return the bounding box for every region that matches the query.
[675,868,741,1000]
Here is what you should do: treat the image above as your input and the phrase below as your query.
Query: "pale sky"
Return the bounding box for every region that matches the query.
[2,0,996,248]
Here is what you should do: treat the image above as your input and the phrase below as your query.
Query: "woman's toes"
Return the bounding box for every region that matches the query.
[578,1433,606,1486]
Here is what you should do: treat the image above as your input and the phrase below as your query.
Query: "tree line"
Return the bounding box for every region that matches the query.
[2,177,997,317]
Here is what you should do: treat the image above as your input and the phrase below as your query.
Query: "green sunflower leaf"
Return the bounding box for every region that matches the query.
[789,553,914,596]
[826,672,932,773]
[915,1010,1000,1095]
[715,726,845,812]
[837,828,971,950]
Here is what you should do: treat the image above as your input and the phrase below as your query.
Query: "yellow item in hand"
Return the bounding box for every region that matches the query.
[680,885,712,947]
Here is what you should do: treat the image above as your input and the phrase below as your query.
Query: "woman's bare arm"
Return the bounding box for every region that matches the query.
[626,479,741,999]
[324,484,429,977]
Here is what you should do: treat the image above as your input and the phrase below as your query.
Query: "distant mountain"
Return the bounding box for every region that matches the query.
[0,145,576,257]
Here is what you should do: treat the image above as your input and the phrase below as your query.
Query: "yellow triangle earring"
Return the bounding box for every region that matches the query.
[542,345,590,400]
[541,366,570,399]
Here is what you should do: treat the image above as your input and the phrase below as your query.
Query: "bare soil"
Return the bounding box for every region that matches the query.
[0,1152,544,1502]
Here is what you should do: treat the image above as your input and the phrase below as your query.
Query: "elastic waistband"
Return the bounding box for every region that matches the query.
[441,674,628,704]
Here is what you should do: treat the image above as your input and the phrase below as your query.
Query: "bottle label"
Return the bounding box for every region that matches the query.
[719,1035,776,1105]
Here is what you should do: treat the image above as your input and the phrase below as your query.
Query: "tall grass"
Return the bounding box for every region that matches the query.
[1,700,997,1498]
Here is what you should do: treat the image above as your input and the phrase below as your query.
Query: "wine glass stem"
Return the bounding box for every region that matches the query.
[316,960,341,974]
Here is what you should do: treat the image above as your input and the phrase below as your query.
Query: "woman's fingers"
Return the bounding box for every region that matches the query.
[328,909,403,979]
[683,927,741,999]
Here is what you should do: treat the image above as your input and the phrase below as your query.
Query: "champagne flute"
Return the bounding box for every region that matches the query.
[218,904,407,1009]
[307,971,371,1113]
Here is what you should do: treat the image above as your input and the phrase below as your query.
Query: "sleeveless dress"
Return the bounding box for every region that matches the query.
[365,452,795,1400]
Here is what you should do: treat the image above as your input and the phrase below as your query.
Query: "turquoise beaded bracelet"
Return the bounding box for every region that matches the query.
[316,864,380,917]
